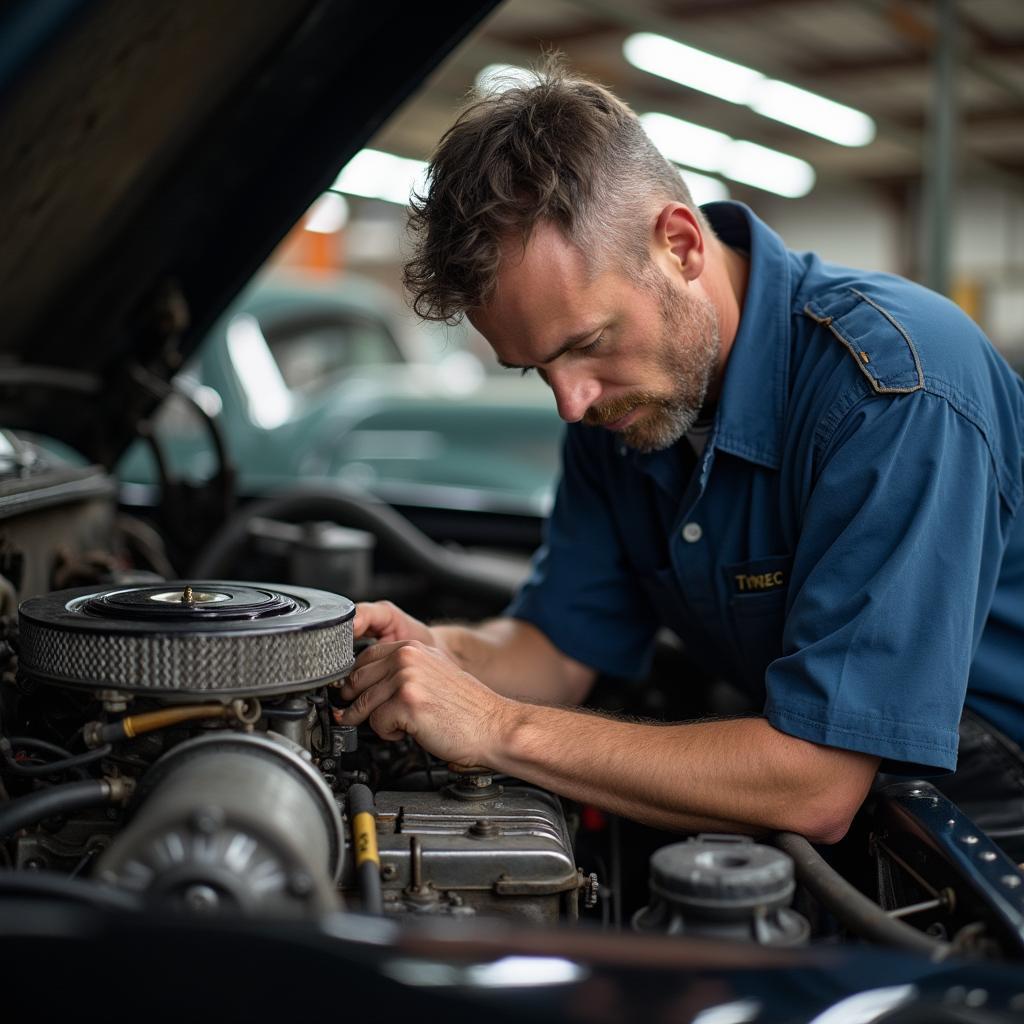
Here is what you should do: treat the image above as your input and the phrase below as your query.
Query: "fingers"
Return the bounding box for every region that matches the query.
[339,640,417,700]
[334,642,500,767]
[341,664,403,726]
[368,703,411,743]
[340,642,429,722]
[353,601,398,640]
[353,638,408,668]
[353,601,432,645]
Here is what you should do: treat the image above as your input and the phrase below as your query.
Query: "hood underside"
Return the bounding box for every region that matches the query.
[0,0,497,464]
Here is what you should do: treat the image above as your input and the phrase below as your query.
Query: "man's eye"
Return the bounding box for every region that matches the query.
[578,334,605,356]
[519,366,535,377]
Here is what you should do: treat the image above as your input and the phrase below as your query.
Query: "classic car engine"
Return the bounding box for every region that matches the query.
[3,574,580,921]
[7,0,1024,1016]
[0,435,583,927]
[3,437,1024,966]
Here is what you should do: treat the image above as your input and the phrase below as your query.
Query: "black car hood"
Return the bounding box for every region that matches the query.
[0,0,497,465]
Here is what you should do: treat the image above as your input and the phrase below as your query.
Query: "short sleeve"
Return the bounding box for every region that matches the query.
[505,426,660,678]
[764,389,1008,773]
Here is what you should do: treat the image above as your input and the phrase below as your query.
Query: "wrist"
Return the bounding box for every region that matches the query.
[487,697,540,776]
[431,623,464,665]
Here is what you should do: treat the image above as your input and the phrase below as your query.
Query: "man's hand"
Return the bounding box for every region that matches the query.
[354,600,445,652]
[338,640,511,767]
[353,601,595,705]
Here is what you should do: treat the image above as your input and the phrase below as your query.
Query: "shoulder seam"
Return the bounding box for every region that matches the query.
[813,384,1021,512]
[812,379,873,463]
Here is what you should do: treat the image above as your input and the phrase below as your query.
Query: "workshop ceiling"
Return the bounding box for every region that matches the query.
[373,0,1024,201]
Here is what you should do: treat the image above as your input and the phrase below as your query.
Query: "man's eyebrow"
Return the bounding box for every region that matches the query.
[496,327,602,370]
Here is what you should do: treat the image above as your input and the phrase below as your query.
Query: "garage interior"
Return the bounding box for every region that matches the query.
[6,0,1024,1005]
[281,0,1024,364]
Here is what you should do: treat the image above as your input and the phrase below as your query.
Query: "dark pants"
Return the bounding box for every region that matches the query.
[931,708,1024,864]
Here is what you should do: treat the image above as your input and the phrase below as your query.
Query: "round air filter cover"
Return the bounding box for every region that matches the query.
[18,582,355,700]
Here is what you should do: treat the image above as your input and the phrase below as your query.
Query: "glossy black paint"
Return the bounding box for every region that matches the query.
[2,897,1024,1023]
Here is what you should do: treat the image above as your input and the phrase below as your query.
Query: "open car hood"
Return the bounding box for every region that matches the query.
[0,0,498,464]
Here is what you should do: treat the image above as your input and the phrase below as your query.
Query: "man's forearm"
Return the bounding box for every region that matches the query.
[341,623,879,840]
[490,704,879,843]
[434,618,594,704]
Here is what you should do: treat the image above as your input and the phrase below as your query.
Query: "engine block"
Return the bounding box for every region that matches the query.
[357,783,580,924]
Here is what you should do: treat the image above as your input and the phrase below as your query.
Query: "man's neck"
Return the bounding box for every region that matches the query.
[705,237,750,396]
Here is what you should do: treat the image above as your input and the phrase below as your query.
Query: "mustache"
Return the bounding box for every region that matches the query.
[583,392,660,427]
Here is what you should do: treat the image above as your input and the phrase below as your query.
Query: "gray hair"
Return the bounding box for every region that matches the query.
[403,56,707,323]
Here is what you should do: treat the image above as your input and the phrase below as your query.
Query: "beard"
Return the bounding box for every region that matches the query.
[583,275,720,453]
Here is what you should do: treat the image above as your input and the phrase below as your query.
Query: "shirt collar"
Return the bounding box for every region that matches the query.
[704,201,791,471]
[621,202,792,484]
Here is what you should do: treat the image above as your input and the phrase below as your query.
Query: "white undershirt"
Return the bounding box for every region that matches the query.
[686,413,716,456]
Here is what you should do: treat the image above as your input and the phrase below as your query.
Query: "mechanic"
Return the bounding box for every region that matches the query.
[339,64,1024,850]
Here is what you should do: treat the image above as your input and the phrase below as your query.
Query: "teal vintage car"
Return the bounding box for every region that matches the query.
[117,271,564,517]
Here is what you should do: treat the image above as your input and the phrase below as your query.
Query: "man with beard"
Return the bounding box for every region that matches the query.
[339,65,1024,849]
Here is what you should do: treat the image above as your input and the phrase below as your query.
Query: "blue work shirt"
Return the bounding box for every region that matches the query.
[507,201,1024,773]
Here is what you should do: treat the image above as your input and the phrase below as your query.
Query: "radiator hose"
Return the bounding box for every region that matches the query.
[0,779,117,840]
[774,831,950,957]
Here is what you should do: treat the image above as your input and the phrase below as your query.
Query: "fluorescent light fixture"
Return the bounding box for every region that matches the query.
[476,63,534,94]
[625,32,875,148]
[640,112,731,172]
[304,191,349,234]
[332,149,428,206]
[750,79,876,147]
[640,112,815,198]
[625,32,761,104]
[720,140,815,198]
[225,314,293,430]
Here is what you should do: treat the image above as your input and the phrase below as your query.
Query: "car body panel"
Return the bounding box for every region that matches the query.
[116,274,564,515]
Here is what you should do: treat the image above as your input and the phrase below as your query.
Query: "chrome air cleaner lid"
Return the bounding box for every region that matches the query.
[18,582,355,700]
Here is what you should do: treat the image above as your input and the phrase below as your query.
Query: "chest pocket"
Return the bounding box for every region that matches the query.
[725,554,791,691]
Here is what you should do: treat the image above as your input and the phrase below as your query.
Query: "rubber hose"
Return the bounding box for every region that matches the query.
[0,869,140,911]
[189,485,520,603]
[0,780,112,840]
[1,739,112,778]
[348,783,383,915]
[774,831,949,957]
[3,736,89,781]
[8,736,75,760]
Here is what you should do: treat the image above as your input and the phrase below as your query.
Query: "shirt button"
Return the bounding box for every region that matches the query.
[682,522,703,543]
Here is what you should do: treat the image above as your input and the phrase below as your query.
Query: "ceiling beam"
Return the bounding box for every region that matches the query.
[859,0,1024,108]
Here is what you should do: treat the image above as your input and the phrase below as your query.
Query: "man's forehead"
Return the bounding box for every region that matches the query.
[494,223,590,295]
[471,224,605,358]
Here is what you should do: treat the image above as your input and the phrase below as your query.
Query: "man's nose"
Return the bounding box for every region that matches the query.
[545,367,601,422]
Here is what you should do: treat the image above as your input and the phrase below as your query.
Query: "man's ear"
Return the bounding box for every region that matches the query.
[653,203,705,282]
